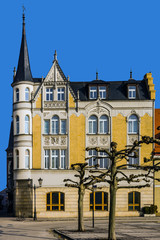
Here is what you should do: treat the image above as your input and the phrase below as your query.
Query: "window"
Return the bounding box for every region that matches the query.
[45,149,50,169]
[89,86,97,99]
[88,150,97,166]
[89,115,97,134]
[128,150,139,167]
[15,150,19,169]
[25,115,29,134]
[90,192,108,211]
[99,115,108,134]
[57,88,65,101]
[16,88,19,102]
[128,115,138,134]
[16,116,19,134]
[25,88,29,101]
[128,191,140,211]
[46,88,53,101]
[44,120,50,134]
[99,152,110,169]
[51,150,59,169]
[128,86,136,99]
[61,120,66,134]
[25,150,30,169]
[46,192,64,211]
[99,86,106,99]
[44,149,66,169]
[61,150,66,169]
[52,116,59,134]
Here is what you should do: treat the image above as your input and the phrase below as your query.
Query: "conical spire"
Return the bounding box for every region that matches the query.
[13,11,32,83]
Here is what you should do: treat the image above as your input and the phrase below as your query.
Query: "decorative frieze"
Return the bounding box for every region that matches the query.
[128,135,139,144]
[87,135,110,147]
[88,137,98,145]
[100,136,109,145]
[44,101,66,109]
[44,136,67,146]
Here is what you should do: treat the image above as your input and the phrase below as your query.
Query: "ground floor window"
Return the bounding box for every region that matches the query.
[90,191,108,211]
[46,192,64,211]
[128,191,140,211]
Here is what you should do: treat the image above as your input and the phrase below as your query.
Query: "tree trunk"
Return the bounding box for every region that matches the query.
[78,186,85,232]
[108,183,117,240]
[108,153,117,240]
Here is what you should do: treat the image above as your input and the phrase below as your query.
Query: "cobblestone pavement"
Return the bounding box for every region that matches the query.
[54,217,160,240]
[0,217,160,240]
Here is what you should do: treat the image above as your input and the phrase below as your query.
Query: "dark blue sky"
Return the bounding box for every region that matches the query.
[0,0,160,190]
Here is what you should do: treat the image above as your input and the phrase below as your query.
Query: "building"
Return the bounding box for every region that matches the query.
[7,13,157,218]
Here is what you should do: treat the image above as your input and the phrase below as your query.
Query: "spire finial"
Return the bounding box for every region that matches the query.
[130,68,132,79]
[22,6,26,35]
[54,50,57,61]
[96,71,98,80]
[13,67,16,79]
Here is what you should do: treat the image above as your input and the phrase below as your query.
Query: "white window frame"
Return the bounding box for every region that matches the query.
[44,149,50,169]
[60,150,66,169]
[57,88,65,101]
[128,115,138,134]
[88,150,97,166]
[46,88,53,101]
[89,86,97,99]
[52,116,59,134]
[25,115,29,134]
[25,88,29,101]
[128,86,136,99]
[128,151,139,168]
[16,88,19,102]
[88,115,97,134]
[44,120,50,134]
[99,86,106,99]
[61,120,66,134]
[25,150,30,169]
[99,115,108,134]
[99,152,110,169]
[16,116,19,134]
[51,150,59,169]
[16,150,19,169]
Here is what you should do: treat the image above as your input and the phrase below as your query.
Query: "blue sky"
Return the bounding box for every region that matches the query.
[0,0,160,191]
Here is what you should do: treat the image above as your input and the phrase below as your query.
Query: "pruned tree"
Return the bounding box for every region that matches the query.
[64,162,102,232]
[86,135,160,240]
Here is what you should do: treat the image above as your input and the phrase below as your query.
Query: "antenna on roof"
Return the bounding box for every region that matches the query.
[130,68,132,79]
[96,71,99,80]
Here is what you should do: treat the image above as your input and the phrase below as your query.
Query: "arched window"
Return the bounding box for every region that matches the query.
[15,150,19,169]
[16,116,19,134]
[25,150,30,169]
[25,88,29,101]
[128,114,138,134]
[16,88,19,102]
[90,192,108,211]
[128,191,140,211]
[89,115,97,134]
[52,116,59,134]
[46,192,64,211]
[25,115,29,134]
[99,115,108,134]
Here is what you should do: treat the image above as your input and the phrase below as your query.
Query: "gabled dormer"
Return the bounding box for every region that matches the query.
[127,71,138,100]
[88,72,108,100]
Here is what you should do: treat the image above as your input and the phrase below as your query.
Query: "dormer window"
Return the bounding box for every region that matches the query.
[128,86,136,99]
[99,86,106,99]
[90,86,97,99]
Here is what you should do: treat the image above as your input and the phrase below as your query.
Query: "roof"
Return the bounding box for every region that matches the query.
[6,121,13,152]
[70,79,150,101]
[13,14,32,83]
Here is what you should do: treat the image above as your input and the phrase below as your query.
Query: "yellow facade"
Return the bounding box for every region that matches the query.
[69,114,85,166]
[112,113,127,166]
[36,94,42,108]
[69,92,75,108]
[140,113,153,165]
[32,114,41,168]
